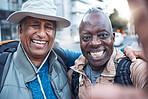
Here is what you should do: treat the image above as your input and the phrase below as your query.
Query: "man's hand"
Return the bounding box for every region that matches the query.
[124,46,145,62]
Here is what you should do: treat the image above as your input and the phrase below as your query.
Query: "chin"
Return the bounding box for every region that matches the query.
[90,60,106,66]
[32,51,47,56]
[92,63,103,67]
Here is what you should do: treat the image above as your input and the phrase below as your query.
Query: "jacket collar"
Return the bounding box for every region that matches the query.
[101,48,117,76]
[13,42,57,83]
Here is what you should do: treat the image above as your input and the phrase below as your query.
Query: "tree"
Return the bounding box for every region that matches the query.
[109,9,128,32]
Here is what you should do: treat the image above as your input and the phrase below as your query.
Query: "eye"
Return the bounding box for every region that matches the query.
[30,25,39,27]
[98,33,109,39]
[45,26,53,30]
[82,35,91,42]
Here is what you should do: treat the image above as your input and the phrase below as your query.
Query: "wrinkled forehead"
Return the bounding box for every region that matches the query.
[80,12,112,32]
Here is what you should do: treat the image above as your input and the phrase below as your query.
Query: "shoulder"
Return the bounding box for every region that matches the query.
[130,59,147,76]
[130,59,147,71]
[130,59,148,88]
[116,49,125,58]
[55,47,70,55]
[113,48,125,65]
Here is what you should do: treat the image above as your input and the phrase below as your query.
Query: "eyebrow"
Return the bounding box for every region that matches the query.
[31,21,53,26]
[31,21,40,24]
[98,29,110,33]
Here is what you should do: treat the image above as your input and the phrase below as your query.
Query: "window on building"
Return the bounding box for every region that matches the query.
[9,0,19,11]
[0,19,18,41]
[23,0,27,2]
[0,0,9,10]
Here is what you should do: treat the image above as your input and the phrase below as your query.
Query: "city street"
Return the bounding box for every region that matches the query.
[117,36,139,49]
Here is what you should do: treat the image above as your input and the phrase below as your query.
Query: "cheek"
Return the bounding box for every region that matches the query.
[48,31,56,44]
[80,41,87,49]
[80,41,89,56]
[49,31,55,39]
[104,38,114,47]
[20,33,31,49]
[104,39,114,56]
[20,26,34,38]
[19,32,32,44]
[19,32,28,42]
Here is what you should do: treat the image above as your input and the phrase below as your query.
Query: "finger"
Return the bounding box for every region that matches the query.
[134,51,146,61]
[124,47,137,62]
[125,51,136,62]
[127,52,136,63]
[131,57,136,63]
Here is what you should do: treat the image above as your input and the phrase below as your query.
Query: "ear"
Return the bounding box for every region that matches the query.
[18,25,22,36]
[113,32,115,41]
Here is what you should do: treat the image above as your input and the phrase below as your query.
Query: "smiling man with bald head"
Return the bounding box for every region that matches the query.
[68,8,148,99]
[79,8,114,72]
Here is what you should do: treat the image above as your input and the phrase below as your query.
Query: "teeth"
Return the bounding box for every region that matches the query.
[90,51,103,57]
[32,40,46,45]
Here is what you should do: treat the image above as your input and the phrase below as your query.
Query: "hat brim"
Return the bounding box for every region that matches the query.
[7,11,70,28]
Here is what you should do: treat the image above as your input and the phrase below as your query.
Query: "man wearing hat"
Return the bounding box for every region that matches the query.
[0,0,79,99]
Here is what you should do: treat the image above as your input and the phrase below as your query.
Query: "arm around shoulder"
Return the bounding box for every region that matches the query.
[130,59,148,91]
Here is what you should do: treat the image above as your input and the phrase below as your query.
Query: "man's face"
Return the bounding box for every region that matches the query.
[19,17,55,60]
[79,12,115,71]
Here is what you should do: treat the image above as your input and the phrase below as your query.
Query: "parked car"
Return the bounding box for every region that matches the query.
[114,32,124,46]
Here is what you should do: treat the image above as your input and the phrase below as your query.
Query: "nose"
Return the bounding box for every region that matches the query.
[37,25,46,38]
[90,36,101,48]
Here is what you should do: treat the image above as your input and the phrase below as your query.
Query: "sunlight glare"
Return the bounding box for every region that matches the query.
[106,0,131,20]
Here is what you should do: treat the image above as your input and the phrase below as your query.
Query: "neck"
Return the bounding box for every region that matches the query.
[90,64,106,72]
[29,57,45,66]
[28,53,50,66]
[21,44,50,66]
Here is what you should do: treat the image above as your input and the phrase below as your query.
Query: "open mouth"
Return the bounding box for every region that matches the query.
[32,40,47,45]
[31,40,48,48]
[89,50,105,58]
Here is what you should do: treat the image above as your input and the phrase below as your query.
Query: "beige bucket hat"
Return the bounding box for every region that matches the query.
[7,0,70,28]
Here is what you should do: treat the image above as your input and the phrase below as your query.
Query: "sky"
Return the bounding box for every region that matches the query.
[104,0,131,20]
[84,0,131,20]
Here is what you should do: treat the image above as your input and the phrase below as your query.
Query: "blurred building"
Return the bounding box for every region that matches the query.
[0,0,27,42]
[0,0,105,42]
[54,0,72,39]
[70,0,105,40]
